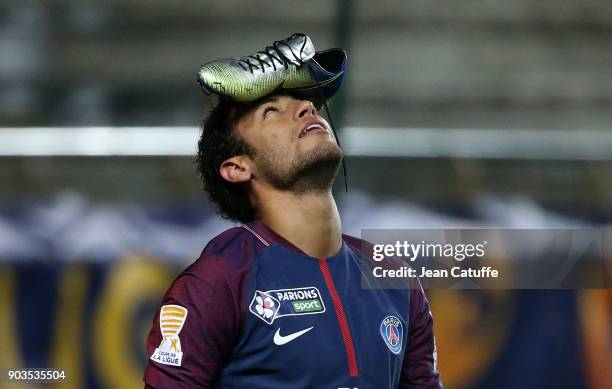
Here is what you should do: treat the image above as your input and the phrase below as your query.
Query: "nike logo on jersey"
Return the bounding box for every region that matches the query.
[273,326,314,345]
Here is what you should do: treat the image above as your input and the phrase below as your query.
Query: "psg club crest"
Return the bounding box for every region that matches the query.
[380,315,403,354]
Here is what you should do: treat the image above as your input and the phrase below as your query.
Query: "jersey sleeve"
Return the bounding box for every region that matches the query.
[143,260,243,388]
[399,284,443,388]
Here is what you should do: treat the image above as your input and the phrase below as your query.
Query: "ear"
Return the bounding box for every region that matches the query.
[219,156,252,183]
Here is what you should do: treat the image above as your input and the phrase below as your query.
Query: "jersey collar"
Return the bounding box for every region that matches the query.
[243,220,308,256]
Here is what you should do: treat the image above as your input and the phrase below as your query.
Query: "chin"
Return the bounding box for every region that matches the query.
[255,140,342,193]
[301,140,341,164]
[301,135,341,154]
[289,143,343,193]
[301,132,336,145]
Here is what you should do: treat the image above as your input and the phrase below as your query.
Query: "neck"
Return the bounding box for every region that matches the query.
[255,188,342,258]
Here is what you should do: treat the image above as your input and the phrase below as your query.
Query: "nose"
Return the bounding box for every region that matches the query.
[294,99,317,119]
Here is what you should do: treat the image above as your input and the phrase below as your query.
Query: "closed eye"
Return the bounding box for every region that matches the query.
[263,106,278,118]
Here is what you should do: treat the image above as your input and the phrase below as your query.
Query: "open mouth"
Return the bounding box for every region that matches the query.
[299,122,328,138]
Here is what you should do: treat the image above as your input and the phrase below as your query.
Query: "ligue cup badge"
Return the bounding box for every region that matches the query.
[150,305,188,366]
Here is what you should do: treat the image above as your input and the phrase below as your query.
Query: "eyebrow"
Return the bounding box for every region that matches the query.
[255,95,281,107]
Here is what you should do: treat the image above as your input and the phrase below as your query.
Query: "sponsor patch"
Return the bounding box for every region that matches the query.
[150,305,188,366]
[249,287,325,324]
[380,315,403,354]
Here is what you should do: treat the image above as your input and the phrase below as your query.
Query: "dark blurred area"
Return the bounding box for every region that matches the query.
[1,0,612,211]
[5,1,612,129]
[0,1,611,388]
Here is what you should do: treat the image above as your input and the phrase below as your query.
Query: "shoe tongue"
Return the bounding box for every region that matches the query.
[277,34,315,66]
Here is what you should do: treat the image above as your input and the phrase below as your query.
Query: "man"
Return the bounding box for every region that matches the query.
[143,33,441,388]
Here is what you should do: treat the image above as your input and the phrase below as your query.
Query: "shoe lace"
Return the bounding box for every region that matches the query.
[238,33,308,74]
[308,62,349,193]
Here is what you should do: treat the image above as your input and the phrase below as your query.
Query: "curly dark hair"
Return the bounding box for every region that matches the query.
[195,97,257,223]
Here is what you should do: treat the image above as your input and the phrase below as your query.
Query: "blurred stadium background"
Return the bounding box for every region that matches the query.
[1,1,611,388]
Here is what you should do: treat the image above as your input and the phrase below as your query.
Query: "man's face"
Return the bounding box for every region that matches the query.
[236,94,342,193]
